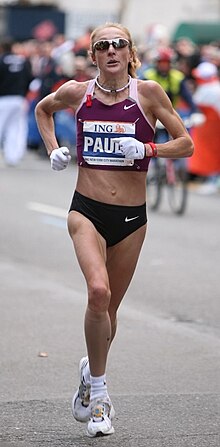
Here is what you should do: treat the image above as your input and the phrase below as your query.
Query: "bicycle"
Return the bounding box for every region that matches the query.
[147,156,188,215]
[146,113,205,215]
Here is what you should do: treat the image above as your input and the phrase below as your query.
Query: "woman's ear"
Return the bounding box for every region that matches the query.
[88,50,96,65]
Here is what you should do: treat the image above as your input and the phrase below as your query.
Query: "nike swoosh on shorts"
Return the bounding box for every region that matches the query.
[125,215,139,222]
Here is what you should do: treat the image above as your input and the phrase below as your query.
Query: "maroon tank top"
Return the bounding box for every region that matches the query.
[75,77,155,171]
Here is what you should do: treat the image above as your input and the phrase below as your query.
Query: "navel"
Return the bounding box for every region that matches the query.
[110,188,117,196]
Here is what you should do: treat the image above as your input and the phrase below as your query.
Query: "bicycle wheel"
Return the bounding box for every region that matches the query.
[147,158,163,210]
[167,160,188,215]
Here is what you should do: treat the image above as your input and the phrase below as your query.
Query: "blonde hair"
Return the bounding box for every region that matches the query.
[90,22,141,78]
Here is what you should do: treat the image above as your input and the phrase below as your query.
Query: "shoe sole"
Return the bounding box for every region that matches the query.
[86,426,115,437]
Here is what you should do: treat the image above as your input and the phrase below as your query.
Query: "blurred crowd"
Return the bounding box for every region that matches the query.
[0,26,220,194]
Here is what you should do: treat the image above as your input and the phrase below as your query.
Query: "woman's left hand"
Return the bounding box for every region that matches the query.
[113,137,145,159]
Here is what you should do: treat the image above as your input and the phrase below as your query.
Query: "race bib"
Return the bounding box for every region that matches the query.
[82,120,136,166]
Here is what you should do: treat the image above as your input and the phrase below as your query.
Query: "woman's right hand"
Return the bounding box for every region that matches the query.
[50,147,71,171]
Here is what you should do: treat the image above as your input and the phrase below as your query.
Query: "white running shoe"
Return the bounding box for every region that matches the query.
[86,398,115,437]
[72,357,91,423]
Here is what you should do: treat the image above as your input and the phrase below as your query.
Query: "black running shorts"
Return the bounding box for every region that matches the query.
[69,191,147,247]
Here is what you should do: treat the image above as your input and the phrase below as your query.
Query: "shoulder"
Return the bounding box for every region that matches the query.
[136,79,172,125]
[54,79,92,108]
[137,79,166,98]
[137,79,175,119]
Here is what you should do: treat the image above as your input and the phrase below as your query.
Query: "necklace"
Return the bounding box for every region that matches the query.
[95,75,131,93]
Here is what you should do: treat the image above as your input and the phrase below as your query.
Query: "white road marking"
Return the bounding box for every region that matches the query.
[27,201,67,219]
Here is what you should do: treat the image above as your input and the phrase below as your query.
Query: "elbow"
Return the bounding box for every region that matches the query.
[184,136,194,158]
[35,96,45,116]
[34,100,47,122]
[187,140,194,157]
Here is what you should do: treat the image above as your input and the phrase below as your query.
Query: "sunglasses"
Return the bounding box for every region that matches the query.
[93,38,130,52]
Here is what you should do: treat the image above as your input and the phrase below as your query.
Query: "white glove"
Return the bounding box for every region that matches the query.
[113,137,145,159]
[50,147,71,171]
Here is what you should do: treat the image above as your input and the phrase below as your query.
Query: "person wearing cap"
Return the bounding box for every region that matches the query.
[142,47,198,145]
[188,61,220,193]
[143,47,197,113]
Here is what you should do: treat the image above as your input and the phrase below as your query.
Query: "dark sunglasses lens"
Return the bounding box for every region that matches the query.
[114,39,128,48]
[94,41,109,51]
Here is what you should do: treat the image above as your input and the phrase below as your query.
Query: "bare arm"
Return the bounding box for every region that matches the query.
[139,80,194,158]
[35,80,86,155]
[35,92,60,155]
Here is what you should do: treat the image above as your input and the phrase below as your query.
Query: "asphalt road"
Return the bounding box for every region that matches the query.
[0,151,220,447]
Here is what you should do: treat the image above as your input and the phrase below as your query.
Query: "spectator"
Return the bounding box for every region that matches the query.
[27,40,72,155]
[142,47,197,114]
[188,61,220,193]
[142,47,198,146]
[37,41,67,100]
[0,39,33,166]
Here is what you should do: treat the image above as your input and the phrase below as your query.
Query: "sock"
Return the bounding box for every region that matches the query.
[90,374,108,401]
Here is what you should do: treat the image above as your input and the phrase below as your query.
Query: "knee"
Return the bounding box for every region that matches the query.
[88,281,111,313]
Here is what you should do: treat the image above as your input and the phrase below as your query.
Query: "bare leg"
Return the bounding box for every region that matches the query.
[84,308,111,376]
[68,211,111,377]
[68,211,147,378]
[107,223,147,345]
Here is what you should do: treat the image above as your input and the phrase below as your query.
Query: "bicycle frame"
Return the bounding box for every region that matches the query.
[146,127,188,215]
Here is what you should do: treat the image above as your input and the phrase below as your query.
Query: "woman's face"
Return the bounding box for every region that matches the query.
[91,27,132,76]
